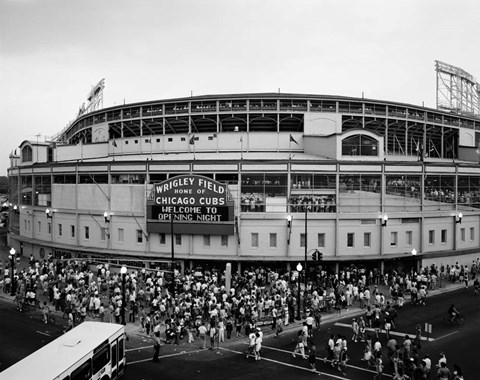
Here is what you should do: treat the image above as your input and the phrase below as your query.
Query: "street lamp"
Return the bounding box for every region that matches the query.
[456,212,463,224]
[9,248,16,296]
[120,266,127,325]
[286,215,292,245]
[382,214,388,227]
[296,262,303,320]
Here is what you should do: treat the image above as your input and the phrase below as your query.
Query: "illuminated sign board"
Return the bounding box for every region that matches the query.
[146,175,235,235]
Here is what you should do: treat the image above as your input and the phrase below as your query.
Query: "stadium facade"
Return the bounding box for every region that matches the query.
[7,93,480,273]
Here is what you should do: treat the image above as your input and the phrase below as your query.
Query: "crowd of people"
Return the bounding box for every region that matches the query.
[1,253,476,377]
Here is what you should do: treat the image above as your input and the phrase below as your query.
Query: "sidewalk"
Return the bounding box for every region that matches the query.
[0,242,466,352]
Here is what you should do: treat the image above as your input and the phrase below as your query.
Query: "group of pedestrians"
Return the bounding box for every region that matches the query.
[0,253,475,377]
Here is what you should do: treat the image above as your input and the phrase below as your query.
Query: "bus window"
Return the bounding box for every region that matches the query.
[71,359,92,380]
[111,343,117,380]
[118,338,125,374]
[118,338,124,360]
[93,344,110,374]
[111,343,117,367]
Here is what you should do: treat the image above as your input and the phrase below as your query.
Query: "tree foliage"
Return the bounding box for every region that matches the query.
[0,176,8,194]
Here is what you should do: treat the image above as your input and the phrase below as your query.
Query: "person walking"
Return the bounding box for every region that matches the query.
[209,324,217,350]
[308,341,317,372]
[292,330,307,359]
[373,351,384,380]
[218,319,225,343]
[436,361,450,380]
[42,301,50,324]
[198,322,207,349]
[254,331,262,361]
[152,333,161,362]
[351,318,359,342]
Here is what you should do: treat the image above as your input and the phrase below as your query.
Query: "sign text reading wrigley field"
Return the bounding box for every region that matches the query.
[153,175,232,222]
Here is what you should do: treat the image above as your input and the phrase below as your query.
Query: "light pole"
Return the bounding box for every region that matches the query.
[9,248,16,296]
[170,215,175,302]
[296,262,303,320]
[120,266,127,325]
[304,206,310,314]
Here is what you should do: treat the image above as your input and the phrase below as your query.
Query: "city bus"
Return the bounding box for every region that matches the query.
[0,321,126,380]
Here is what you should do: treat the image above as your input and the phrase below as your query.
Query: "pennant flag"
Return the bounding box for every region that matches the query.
[112,139,117,147]
[289,134,298,145]
[189,135,195,145]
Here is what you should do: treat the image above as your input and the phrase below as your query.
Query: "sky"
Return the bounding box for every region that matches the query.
[1,0,479,176]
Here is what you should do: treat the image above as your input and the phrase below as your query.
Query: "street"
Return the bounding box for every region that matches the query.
[1,286,477,380]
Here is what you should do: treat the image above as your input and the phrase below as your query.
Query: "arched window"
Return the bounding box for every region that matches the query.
[342,134,378,156]
[21,145,33,162]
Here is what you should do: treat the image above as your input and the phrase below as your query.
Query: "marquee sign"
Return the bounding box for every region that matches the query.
[146,175,235,235]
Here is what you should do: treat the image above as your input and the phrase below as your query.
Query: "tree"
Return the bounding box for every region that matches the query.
[0,176,8,194]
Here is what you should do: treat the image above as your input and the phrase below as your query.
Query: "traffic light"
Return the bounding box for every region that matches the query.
[318,251,323,261]
[312,251,317,261]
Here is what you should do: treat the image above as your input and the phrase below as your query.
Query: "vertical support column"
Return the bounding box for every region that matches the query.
[170,215,175,301]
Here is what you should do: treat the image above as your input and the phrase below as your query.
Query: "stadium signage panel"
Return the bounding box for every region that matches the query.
[147,175,234,235]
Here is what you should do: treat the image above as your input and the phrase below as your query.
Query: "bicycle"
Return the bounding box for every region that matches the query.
[443,313,465,326]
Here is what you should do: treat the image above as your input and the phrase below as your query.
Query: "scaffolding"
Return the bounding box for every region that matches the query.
[435,60,480,116]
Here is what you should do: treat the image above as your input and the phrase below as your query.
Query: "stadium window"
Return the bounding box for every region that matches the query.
[270,233,277,248]
[101,228,107,241]
[251,233,259,248]
[364,232,371,247]
[221,235,228,247]
[428,230,434,244]
[71,225,75,238]
[175,234,182,245]
[85,226,90,240]
[390,231,397,247]
[118,228,124,242]
[137,229,143,243]
[300,233,306,248]
[342,134,378,156]
[38,221,41,233]
[48,222,51,235]
[159,233,165,244]
[168,138,173,142]
[470,227,474,241]
[21,145,33,162]
[156,138,160,142]
[441,229,447,243]
[318,233,325,248]
[460,228,465,242]
[203,235,210,246]
[347,233,354,247]
[58,223,62,236]
[406,231,412,246]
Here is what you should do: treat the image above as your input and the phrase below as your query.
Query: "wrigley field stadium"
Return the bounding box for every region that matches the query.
[6,63,480,275]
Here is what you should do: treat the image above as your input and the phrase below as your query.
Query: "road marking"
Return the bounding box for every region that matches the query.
[220,347,346,379]
[126,345,153,352]
[435,331,459,341]
[334,322,435,341]
[36,331,51,336]
[260,345,393,378]
[127,349,205,365]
